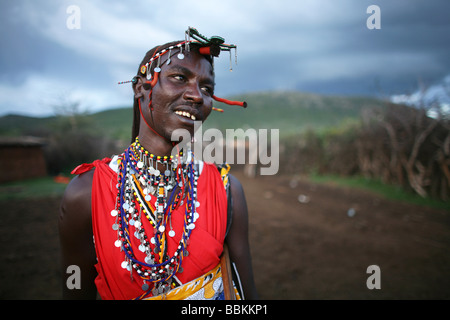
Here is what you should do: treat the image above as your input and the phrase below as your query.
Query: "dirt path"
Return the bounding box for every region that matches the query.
[241,171,450,299]
[1,171,449,299]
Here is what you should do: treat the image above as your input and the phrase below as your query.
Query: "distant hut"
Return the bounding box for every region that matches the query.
[0,136,47,183]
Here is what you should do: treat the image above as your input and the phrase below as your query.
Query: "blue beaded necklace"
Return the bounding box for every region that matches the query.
[112,138,199,298]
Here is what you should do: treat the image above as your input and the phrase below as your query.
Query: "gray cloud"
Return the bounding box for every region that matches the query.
[1,0,449,116]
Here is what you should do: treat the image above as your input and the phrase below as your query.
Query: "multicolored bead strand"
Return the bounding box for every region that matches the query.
[112,137,199,298]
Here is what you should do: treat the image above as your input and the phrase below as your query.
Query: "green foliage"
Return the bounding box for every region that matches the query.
[204,91,384,138]
[0,114,55,137]
[0,91,384,139]
[0,90,387,175]
[0,107,120,174]
[90,107,133,142]
[0,176,67,201]
[2,90,445,205]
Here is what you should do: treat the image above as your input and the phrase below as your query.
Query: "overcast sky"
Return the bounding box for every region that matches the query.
[1,0,449,116]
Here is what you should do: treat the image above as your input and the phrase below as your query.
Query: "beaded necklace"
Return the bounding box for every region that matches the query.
[111,137,199,297]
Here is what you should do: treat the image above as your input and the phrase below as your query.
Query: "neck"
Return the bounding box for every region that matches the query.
[137,127,178,158]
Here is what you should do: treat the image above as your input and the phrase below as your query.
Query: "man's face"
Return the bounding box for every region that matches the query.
[142,49,215,141]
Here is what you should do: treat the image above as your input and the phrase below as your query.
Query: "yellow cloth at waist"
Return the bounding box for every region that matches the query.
[145,264,224,300]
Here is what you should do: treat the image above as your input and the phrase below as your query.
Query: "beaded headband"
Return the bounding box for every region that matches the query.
[119,27,247,111]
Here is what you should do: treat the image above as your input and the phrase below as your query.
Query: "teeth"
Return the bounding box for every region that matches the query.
[175,110,196,120]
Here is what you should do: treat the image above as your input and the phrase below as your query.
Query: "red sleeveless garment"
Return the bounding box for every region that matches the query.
[73,157,228,300]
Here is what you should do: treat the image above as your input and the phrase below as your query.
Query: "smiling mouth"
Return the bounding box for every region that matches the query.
[174,110,197,121]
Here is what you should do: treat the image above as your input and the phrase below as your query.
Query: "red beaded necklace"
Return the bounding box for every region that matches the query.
[112,137,199,298]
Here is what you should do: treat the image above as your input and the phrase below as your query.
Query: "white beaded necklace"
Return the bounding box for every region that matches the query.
[112,138,199,297]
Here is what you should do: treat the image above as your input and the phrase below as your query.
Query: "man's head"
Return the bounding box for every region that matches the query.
[133,43,215,142]
[129,27,245,144]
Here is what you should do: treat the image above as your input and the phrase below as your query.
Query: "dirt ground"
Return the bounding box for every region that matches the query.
[1,169,449,300]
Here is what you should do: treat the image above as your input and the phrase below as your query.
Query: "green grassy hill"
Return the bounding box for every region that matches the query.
[90,107,133,140]
[206,91,385,137]
[0,91,386,140]
[0,114,55,136]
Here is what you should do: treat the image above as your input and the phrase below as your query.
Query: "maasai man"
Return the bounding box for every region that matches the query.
[58,27,257,300]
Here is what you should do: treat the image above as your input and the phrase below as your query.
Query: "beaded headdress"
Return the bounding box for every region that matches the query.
[120,27,247,112]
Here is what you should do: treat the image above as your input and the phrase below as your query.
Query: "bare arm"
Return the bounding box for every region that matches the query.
[225,174,258,300]
[58,170,98,299]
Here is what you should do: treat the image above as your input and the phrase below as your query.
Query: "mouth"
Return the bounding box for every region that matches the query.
[174,109,198,121]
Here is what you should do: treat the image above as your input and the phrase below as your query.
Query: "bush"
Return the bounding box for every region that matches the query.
[280,103,450,201]
[43,112,118,175]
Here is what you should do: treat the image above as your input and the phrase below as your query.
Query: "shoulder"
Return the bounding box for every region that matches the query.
[59,170,94,227]
[227,173,248,222]
[210,162,246,208]
[228,173,245,196]
[63,170,94,206]
[61,156,115,216]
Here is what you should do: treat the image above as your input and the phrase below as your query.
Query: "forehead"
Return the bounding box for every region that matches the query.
[162,50,214,77]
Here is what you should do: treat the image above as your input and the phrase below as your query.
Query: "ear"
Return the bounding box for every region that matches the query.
[133,76,145,100]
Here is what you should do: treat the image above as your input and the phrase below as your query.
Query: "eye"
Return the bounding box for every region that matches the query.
[173,74,186,81]
[201,86,213,95]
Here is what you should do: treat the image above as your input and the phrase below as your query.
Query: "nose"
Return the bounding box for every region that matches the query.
[183,82,204,106]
